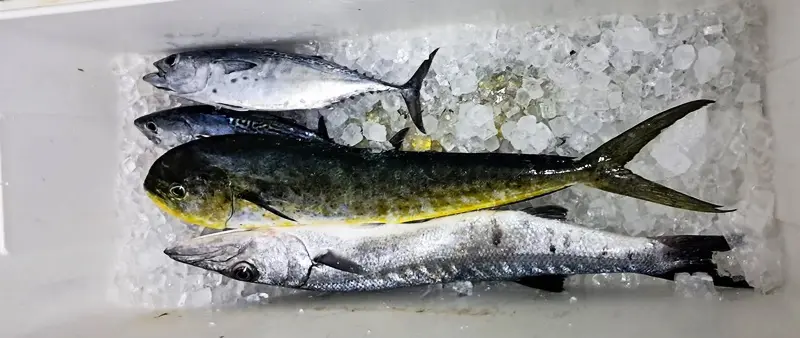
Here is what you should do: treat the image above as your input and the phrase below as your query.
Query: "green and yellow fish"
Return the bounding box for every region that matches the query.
[144,100,731,230]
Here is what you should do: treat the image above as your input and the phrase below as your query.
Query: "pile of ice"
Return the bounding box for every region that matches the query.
[112,0,778,310]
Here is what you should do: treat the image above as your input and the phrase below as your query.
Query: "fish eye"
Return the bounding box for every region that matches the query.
[165,54,179,67]
[231,262,259,282]
[145,121,158,133]
[169,185,186,199]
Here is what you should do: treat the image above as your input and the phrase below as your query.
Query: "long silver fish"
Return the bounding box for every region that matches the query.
[164,208,751,293]
[142,48,439,133]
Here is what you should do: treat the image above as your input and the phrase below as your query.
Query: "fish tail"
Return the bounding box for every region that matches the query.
[398,48,439,134]
[576,99,732,213]
[647,235,753,289]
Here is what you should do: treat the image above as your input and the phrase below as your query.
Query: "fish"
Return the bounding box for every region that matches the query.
[142,48,439,133]
[143,99,731,230]
[163,207,752,293]
[133,105,331,149]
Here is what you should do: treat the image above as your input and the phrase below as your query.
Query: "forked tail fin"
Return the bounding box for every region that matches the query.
[577,99,732,213]
[398,48,439,134]
[648,235,752,289]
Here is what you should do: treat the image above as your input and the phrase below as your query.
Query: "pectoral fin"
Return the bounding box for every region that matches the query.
[515,275,567,293]
[216,59,258,74]
[389,127,410,150]
[313,251,365,274]
[317,116,331,141]
[237,191,297,223]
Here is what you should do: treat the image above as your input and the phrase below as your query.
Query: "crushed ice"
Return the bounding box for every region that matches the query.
[112,1,776,310]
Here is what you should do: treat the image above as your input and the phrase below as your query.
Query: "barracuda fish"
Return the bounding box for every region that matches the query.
[142,48,439,133]
[144,99,731,230]
[163,208,752,293]
[134,105,330,149]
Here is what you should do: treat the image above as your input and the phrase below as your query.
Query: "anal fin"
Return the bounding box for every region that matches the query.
[519,205,569,220]
[515,275,567,293]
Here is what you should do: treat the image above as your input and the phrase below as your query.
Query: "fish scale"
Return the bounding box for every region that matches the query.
[164,209,753,293]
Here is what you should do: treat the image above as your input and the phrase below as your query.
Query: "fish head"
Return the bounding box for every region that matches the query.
[134,108,195,148]
[144,147,234,230]
[143,52,212,94]
[164,228,292,286]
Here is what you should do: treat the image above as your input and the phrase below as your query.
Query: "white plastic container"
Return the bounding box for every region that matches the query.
[0,0,797,337]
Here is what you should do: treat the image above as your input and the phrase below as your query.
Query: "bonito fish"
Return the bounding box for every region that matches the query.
[142,48,439,133]
[134,105,331,149]
[144,99,731,230]
[164,208,751,293]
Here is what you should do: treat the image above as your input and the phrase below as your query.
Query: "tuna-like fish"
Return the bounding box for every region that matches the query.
[144,99,731,230]
[142,48,439,133]
[163,208,752,293]
[134,105,330,149]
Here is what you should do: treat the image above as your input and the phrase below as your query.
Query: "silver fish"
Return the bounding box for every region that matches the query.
[142,48,439,133]
[164,208,751,293]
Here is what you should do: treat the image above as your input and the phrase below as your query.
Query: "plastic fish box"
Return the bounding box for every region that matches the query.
[0,0,798,337]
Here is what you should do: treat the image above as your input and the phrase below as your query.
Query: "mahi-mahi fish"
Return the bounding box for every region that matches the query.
[142,48,439,133]
[143,99,731,230]
[164,207,752,293]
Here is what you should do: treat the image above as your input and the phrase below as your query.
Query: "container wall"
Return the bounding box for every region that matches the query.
[0,0,797,337]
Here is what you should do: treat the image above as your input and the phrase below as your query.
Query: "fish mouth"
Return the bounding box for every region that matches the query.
[164,245,224,265]
[142,72,172,91]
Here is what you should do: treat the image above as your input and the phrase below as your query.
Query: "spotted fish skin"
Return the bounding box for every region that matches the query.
[164,210,752,293]
[142,48,439,133]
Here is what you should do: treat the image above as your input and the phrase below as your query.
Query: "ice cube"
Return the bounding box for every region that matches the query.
[717,70,735,89]
[500,121,517,139]
[451,71,478,96]
[547,116,571,138]
[608,90,623,109]
[515,89,532,106]
[577,43,611,73]
[381,95,403,113]
[736,83,761,103]
[362,121,387,142]
[703,24,723,36]
[651,145,692,177]
[578,113,603,134]
[451,281,473,296]
[537,99,559,119]
[422,115,439,135]
[693,46,722,84]
[654,72,672,97]
[325,109,349,129]
[484,136,501,152]
[613,27,654,53]
[657,13,678,36]
[340,123,364,146]
[671,45,697,70]
[586,73,611,91]
[674,273,718,300]
[529,123,554,153]
[715,41,736,67]
[610,50,634,72]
